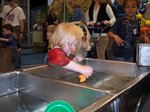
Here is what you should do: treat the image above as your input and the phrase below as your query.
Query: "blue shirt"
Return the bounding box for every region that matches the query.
[109,16,140,58]
[3,34,17,53]
[72,7,85,23]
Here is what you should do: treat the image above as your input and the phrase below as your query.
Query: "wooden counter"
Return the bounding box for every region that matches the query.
[0,47,14,73]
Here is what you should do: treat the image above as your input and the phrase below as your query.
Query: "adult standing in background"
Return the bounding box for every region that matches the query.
[45,7,58,26]
[71,0,85,23]
[86,0,116,59]
[0,0,25,42]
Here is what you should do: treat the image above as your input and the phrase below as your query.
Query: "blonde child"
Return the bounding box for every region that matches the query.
[48,22,93,78]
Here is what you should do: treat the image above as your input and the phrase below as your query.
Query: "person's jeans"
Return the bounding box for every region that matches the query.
[12,52,21,69]
[112,56,134,62]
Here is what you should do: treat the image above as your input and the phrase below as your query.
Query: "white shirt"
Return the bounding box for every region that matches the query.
[0,5,25,27]
[86,4,116,37]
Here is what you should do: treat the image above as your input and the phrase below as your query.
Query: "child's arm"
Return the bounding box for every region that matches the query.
[0,38,10,42]
[48,48,93,78]
[140,32,150,43]
[17,48,21,52]
[107,32,125,46]
[63,60,93,78]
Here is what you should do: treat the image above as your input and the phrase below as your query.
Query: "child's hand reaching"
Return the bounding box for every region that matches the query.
[79,65,93,78]
[141,34,150,43]
[73,55,84,62]
[63,61,93,79]
[113,34,125,47]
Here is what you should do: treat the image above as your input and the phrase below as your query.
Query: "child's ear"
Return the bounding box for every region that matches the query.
[82,36,86,42]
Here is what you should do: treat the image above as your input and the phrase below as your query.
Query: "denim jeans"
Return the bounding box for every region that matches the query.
[112,56,134,62]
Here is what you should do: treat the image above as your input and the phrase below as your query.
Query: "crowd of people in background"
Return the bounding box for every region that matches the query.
[0,0,150,72]
[46,0,149,77]
[70,0,85,23]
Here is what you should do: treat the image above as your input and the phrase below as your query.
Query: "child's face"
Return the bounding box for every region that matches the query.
[47,31,53,40]
[124,0,138,18]
[2,28,11,36]
[63,41,79,55]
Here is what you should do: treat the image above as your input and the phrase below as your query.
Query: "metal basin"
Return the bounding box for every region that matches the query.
[24,59,142,94]
[0,71,109,112]
[1,59,149,112]
[22,59,150,112]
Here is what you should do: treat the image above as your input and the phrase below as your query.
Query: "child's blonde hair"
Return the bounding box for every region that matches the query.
[50,22,84,48]
[47,25,56,33]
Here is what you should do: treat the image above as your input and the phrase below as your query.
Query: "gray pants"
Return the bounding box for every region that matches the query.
[106,39,114,60]
[96,36,108,60]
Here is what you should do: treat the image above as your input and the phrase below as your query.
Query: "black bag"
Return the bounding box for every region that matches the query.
[87,43,97,58]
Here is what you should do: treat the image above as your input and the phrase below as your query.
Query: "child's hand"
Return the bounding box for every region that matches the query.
[144,37,150,43]
[113,35,125,47]
[142,34,150,43]
[17,48,21,53]
[85,45,91,51]
[73,55,83,62]
[80,65,93,78]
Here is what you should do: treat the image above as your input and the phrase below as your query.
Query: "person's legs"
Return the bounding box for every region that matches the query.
[13,26,23,46]
[16,52,21,69]
[106,39,114,60]
[112,56,125,61]
[96,36,108,60]
[112,56,134,62]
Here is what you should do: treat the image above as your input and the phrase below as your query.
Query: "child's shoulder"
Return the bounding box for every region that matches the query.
[114,16,125,25]
[117,16,126,21]
[6,33,14,38]
[49,47,62,53]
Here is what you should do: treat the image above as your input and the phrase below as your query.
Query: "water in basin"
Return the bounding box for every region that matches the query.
[56,72,134,93]
[24,66,133,93]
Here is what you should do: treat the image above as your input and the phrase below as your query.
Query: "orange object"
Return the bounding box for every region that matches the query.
[140,27,150,34]
[79,74,87,83]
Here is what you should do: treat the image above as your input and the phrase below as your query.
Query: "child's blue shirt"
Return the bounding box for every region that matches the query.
[3,34,17,53]
[109,16,140,58]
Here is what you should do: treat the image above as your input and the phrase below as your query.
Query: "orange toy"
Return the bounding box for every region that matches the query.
[140,27,150,34]
[79,74,87,83]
